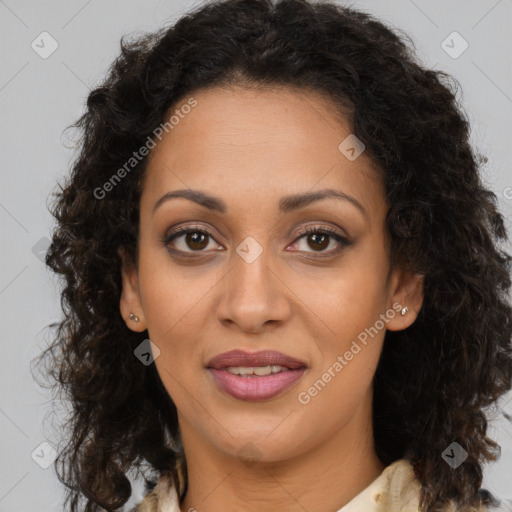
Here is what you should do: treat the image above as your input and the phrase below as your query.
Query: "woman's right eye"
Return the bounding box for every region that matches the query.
[164,227,223,255]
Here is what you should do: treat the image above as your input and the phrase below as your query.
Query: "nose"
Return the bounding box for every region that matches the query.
[216,245,292,334]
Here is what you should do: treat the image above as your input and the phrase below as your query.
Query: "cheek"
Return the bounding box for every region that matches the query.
[291,246,390,348]
[136,250,217,403]
[296,274,387,423]
[137,243,214,338]
[291,243,391,406]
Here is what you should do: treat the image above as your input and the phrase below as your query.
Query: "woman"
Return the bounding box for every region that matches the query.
[37,0,512,510]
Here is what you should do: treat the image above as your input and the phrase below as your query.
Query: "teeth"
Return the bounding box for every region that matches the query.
[226,365,289,376]
[254,366,272,376]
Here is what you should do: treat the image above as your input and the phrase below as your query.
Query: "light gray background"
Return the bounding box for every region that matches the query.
[1,0,511,511]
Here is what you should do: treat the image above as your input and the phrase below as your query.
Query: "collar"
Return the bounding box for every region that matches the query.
[139,458,422,512]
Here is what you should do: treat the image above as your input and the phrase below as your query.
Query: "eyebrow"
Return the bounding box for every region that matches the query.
[152,188,367,218]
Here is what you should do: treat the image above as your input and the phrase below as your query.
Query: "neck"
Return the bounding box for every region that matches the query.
[179,402,385,512]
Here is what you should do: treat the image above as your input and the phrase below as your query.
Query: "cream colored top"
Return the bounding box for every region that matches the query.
[135,458,487,512]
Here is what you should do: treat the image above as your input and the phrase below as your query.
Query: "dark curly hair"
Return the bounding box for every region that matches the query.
[33,0,512,510]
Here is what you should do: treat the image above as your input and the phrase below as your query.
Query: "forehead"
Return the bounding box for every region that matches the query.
[141,85,385,220]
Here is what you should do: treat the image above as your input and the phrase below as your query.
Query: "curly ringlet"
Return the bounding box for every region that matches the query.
[32,0,512,510]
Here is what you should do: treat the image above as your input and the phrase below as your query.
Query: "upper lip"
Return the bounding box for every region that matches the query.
[206,350,307,370]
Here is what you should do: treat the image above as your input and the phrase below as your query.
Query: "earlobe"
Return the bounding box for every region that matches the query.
[386,271,424,332]
[118,247,147,332]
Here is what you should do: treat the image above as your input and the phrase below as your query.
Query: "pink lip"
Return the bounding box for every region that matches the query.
[206,350,307,401]
[209,368,306,401]
[207,349,306,370]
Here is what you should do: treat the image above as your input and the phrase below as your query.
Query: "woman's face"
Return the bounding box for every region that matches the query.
[120,85,422,463]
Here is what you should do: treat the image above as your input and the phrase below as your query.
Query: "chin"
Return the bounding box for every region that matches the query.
[208,426,308,464]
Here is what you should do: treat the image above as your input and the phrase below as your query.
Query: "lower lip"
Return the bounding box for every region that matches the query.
[208,368,306,401]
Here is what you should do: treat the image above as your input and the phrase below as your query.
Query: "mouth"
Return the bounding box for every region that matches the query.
[206,349,307,401]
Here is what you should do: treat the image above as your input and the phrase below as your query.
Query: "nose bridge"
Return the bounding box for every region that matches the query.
[217,235,290,331]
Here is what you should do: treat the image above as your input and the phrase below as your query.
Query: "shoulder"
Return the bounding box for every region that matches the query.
[134,471,177,512]
[385,459,489,512]
[134,471,181,512]
[134,456,185,512]
[341,459,489,512]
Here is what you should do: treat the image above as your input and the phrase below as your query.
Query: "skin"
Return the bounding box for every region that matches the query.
[119,85,424,512]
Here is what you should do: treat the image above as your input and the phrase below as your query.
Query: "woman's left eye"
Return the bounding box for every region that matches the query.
[289,227,348,255]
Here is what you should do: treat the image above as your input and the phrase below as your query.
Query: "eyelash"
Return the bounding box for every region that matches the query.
[162,224,350,259]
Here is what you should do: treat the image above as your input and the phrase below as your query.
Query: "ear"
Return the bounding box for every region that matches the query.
[118,247,147,332]
[385,268,424,331]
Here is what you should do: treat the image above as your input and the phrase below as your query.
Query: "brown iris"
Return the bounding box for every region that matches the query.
[186,231,209,250]
[307,233,329,251]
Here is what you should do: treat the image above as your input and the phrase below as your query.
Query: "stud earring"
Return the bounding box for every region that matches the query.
[401,306,409,316]
[129,313,139,323]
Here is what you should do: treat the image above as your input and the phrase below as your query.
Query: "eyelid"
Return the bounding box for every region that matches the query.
[163,223,224,244]
[292,223,350,243]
